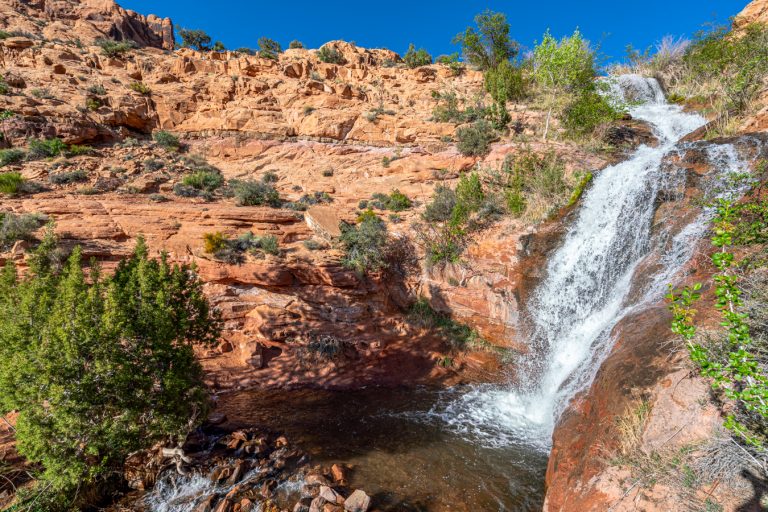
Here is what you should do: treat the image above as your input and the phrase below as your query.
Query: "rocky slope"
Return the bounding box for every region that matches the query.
[0,0,612,394]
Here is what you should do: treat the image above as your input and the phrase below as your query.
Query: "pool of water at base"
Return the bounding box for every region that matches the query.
[216,385,548,512]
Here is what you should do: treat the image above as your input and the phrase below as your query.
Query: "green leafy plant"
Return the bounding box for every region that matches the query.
[228,178,282,207]
[94,38,137,58]
[153,130,180,149]
[0,211,47,250]
[456,120,496,156]
[0,234,220,496]
[289,40,305,49]
[453,10,519,70]
[403,43,432,68]
[129,81,151,95]
[339,212,389,274]
[667,192,768,449]
[257,37,282,60]
[317,45,345,64]
[49,169,87,185]
[182,170,224,191]
[368,189,413,212]
[27,138,67,159]
[178,28,212,51]
[484,59,527,103]
[0,148,25,167]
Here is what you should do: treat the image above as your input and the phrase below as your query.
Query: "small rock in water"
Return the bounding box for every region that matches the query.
[344,490,371,512]
[330,463,347,483]
[318,485,343,504]
[305,473,331,486]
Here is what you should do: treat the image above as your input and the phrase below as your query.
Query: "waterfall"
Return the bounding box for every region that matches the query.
[437,75,753,449]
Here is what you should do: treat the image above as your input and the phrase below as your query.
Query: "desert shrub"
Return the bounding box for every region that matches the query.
[0,78,8,95]
[212,41,225,52]
[85,97,101,111]
[493,149,568,220]
[322,169,334,177]
[485,59,527,103]
[368,189,412,212]
[173,183,199,198]
[27,138,67,159]
[30,88,54,99]
[682,24,768,115]
[303,238,326,251]
[533,29,599,139]
[455,172,485,212]
[49,169,87,185]
[235,47,255,55]
[0,235,220,496]
[317,45,345,64]
[129,82,151,95]
[87,84,106,96]
[456,120,496,156]
[436,52,464,75]
[203,232,227,254]
[149,193,168,203]
[143,158,165,171]
[293,334,352,366]
[563,89,623,138]
[423,185,457,223]
[153,130,180,149]
[182,170,224,191]
[178,28,212,51]
[95,38,136,58]
[257,37,282,60]
[66,144,92,157]
[261,171,279,183]
[0,148,25,167]
[0,212,47,250]
[289,40,304,49]
[408,298,483,349]
[453,10,519,70]
[229,179,282,207]
[339,212,389,273]
[403,43,432,68]
[432,92,465,123]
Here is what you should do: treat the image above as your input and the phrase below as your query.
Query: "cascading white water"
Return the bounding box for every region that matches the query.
[436,75,755,449]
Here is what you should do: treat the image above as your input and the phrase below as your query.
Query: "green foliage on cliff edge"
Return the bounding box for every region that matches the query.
[667,166,768,458]
[0,231,220,503]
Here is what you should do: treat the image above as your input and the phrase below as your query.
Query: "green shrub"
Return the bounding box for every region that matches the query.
[423,185,457,222]
[563,90,623,138]
[0,148,25,167]
[49,169,87,185]
[368,189,412,211]
[496,149,569,219]
[436,53,463,75]
[30,88,54,99]
[453,10,519,70]
[484,60,527,103]
[87,84,106,96]
[212,41,225,52]
[129,82,151,95]
[203,232,227,253]
[257,37,282,60]
[66,144,92,157]
[235,47,255,55]
[153,130,180,149]
[339,213,389,274]
[173,183,199,198]
[149,193,168,203]
[0,78,8,96]
[0,212,47,250]
[229,179,281,207]
[85,97,101,111]
[0,235,220,494]
[317,45,345,64]
[143,158,165,171]
[28,138,67,159]
[456,120,496,156]
[289,40,304,49]
[403,43,432,68]
[455,172,485,212]
[95,38,137,58]
[408,298,483,349]
[178,28,212,51]
[183,170,224,191]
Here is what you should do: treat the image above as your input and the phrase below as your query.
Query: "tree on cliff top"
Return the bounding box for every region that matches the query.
[178,28,212,51]
[453,10,519,70]
[0,230,220,501]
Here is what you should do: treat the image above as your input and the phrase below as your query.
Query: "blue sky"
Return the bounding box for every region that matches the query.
[120,0,749,64]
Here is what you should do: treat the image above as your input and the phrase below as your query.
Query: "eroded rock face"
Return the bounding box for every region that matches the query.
[733,0,768,31]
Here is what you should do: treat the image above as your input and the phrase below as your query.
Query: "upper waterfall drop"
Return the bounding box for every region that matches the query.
[435,75,729,448]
